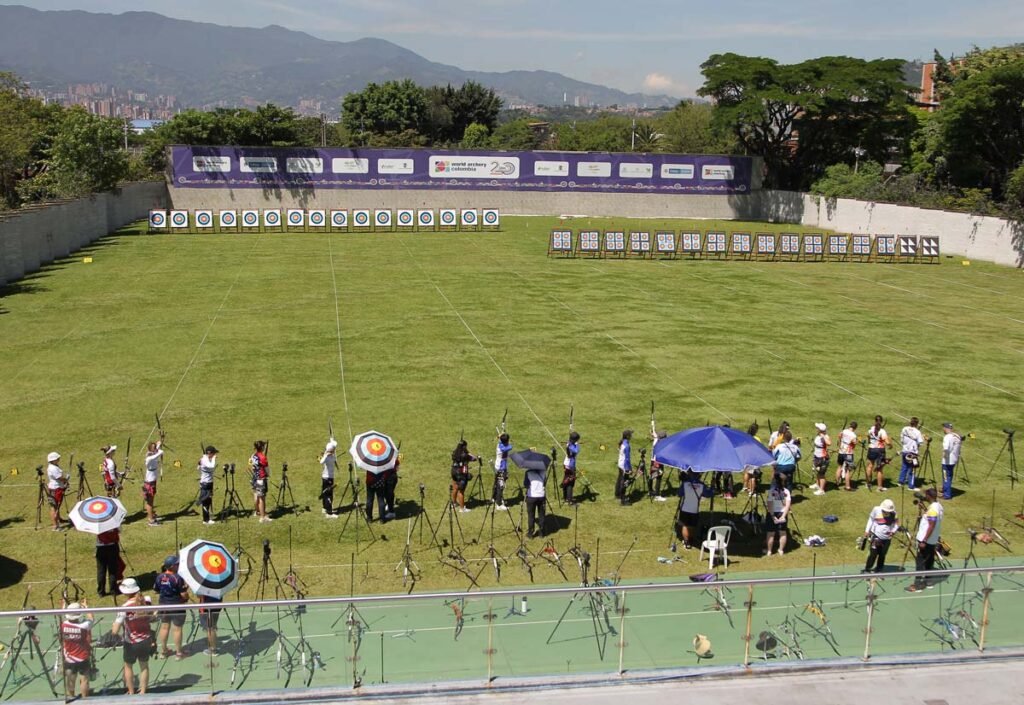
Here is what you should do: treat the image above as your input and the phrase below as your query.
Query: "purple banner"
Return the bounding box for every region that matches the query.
[171,146,753,195]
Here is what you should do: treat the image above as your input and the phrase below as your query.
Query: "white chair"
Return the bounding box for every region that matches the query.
[699,525,732,570]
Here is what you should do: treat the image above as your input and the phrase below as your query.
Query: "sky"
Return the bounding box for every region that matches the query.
[3,0,1023,97]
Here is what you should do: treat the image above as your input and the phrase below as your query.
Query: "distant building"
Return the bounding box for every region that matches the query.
[130,119,165,134]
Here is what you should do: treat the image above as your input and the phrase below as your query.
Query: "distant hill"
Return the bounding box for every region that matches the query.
[0,5,675,109]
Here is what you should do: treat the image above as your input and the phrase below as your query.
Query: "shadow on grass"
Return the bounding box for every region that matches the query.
[0,554,28,589]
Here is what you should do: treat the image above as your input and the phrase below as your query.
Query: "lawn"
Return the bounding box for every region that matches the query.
[0,216,1022,612]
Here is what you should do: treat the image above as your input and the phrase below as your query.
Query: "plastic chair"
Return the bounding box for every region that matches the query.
[699,525,732,570]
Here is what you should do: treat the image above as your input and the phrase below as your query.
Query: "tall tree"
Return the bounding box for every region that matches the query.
[0,72,48,208]
[341,80,427,141]
[657,100,735,154]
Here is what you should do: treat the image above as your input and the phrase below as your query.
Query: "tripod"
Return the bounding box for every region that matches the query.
[34,468,55,531]
[0,615,58,699]
[739,491,770,536]
[275,463,299,515]
[855,441,868,488]
[75,461,93,501]
[337,464,376,551]
[46,534,85,607]
[409,484,440,549]
[394,519,421,592]
[546,581,616,659]
[915,439,937,488]
[985,429,1018,489]
[218,464,247,520]
[231,515,256,597]
[429,490,467,551]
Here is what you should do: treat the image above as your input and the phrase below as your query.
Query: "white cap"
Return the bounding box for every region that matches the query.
[105,445,117,454]
[880,499,896,513]
[47,451,61,463]
[119,577,140,594]
[65,603,83,621]
[814,423,827,432]
[325,439,338,452]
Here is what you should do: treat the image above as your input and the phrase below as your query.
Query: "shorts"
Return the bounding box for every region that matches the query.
[679,511,699,528]
[123,640,151,665]
[767,512,788,533]
[837,453,853,468]
[64,660,90,676]
[142,482,156,503]
[813,456,830,476]
[48,488,65,509]
[160,610,186,627]
[252,481,268,498]
[867,448,885,464]
[200,609,221,630]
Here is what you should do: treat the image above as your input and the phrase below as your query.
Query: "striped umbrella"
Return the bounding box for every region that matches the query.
[349,430,398,475]
[178,539,238,599]
[69,496,127,534]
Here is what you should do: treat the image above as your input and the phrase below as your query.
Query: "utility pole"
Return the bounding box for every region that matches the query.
[320,113,327,147]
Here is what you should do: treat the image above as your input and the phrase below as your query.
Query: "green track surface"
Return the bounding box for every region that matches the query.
[0,216,1022,622]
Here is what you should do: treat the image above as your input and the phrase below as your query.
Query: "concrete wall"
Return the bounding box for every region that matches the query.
[0,182,168,286]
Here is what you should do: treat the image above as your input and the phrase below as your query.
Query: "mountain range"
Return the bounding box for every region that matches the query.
[0,5,675,110]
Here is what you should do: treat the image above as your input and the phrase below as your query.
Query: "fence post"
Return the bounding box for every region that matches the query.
[617,591,628,676]
[978,571,994,652]
[743,584,754,667]
[862,577,877,661]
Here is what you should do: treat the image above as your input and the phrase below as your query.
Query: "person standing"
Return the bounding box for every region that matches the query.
[60,600,94,700]
[615,429,633,506]
[95,527,120,597]
[768,421,790,449]
[100,445,118,497]
[449,440,477,513]
[198,594,222,656]
[494,433,512,510]
[836,421,858,491]
[46,451,68,531]
[907,488,944,592]
[811,423,831,496]
[524,464,547,538]
[249,441,271,523]
[562,432,579,505]
[155,555,189,660]
[941,423,962,500]
[648,430,668,501]
[382,459,398,521]
[198,446,217,525]
[110,578,156,695]
[862,498,900,573]
[772,430,800,491]
[765,473,792,556]
[866,415,891,491]
[319,439,338,517]
[743,423,762,495]
[365,470,388,522]
[676,470,713,549]
[143,440,163,526]
[899,418,926,489]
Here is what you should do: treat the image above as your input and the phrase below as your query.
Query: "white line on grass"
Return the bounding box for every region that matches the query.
[759,347,786,361]
[974,379,1022,399]
[327,234,354,440]
[879,343,930,362]
[6,322,83,387]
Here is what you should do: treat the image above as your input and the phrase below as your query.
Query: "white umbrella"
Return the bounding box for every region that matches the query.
[69,496,127,534]
[178,539,239,599]
[349,430,398,475]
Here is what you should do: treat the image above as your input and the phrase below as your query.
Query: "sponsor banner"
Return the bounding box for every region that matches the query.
[331,157,369,174]
[241,210,260,227]
[169,210,189,228]
[219,210,237,228]
[482,209,500,226]
[240,156,278,173]
[352,209,371,227]
[287,209,305,227]
[396,209,415,227]
[461,209,478,226]
[149,210,167,228]
[330,210,349,228]
[418,209,435,228]
[287,157,323,174]
[438,209,457,227]
[264,209,282,227]
[375,209,392,227]
[194,210,214,228]
[308,209,326,227]
[172,147,754,194]
[192,156,230,173]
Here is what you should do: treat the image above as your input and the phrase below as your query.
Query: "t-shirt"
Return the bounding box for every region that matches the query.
[199,455,217,484]
[617,440,631,471]
[61,619,93,663]
[773,442,800,466]
[154,571,187,604]
[495,441,512,472]
[767,486,791,514]
[942,433,962,466]
[563,442,578,471]
[96,528,119,547]
[868,426,889,449]
[250,451,269,486]
[102,457,116,485]
[320,451,337,480]
[144,447,163,483]
[813,434,830,459]
[678,479,707,514]
[916,501,944,544]
[47,462,65,491]
[839,428,858,455]
[865,506,900,540]
[900,427,925,455]
[525,469,546,498]
[114,599,154,644]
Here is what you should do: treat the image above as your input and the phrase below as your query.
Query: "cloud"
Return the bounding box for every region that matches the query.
[642,72,688,96]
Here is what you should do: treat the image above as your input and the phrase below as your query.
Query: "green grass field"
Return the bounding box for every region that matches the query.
[1,216,1022,611]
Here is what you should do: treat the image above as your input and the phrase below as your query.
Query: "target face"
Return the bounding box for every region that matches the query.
[69,495,127,534]
[149,211,166,228]
[398,210,414,226]
[482,209,499,225]
[220,211,236,227]
[418,210,434,227]
[461,209,477,225]
[309,210,325,226]
[349,430,398,474]
[331,210,348,227]
[195,211,212,227]
[440,210,456,225]
[242,211,259,227]
[170,211,188,228]
[180,539,238,598]
[287,210,304,226]
[354,210,370,226]
[264,210,281,227]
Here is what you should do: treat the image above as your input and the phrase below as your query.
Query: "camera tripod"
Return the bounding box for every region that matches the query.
[472,489,522,546]
[739,491,770,536]
[274,463,299,515]
[985,429,1018,489]
[336,464,377,551]
[218,464,247,520]
[409,484,440,548]
[429,490,468,551]
[74,461,92,502]
[46,534,85,607]
[394,519,421,592]
[0,614,58,699]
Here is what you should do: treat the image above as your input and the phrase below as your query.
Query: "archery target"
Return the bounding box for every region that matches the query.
[149,210,166,229]
[264,210,281,227]
[375,209,392,227]
[287,209,305,227]
[219,210,237,228]
[195,210,213,228]
[242,210,260,227]
[308,210,326,227]
[482,209,500,226]
[418,210,435,228]
[170,210,189,228]
[331,210,348,228]
[353,210,371,227]
[397,209,414,226]
[461,209,478,226]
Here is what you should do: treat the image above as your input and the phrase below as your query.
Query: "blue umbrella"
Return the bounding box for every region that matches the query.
[653,426,774,473]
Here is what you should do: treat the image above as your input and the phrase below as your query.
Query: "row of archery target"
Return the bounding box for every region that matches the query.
[148,208,501,232]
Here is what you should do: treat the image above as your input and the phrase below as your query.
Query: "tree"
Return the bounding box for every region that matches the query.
[489,118,542,150]
[550,115,631,152]
[631,122,662,152]
[657,101,735,154]
[460,122,490,149]
[231,104,300,146]
[341,80,427,142]
[0,72,49,208]
[448,81,501,139]
[698,53,914,189]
